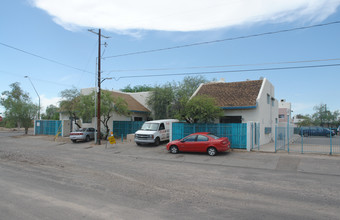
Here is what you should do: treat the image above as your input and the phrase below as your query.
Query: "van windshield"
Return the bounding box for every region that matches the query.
[141,123,159,131]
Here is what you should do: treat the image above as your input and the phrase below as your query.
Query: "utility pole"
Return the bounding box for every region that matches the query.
[88,29,110,145]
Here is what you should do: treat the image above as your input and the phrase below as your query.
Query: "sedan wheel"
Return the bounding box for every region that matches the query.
[170,145,179,154]
[85,135,90,142]
[207,147,217,156]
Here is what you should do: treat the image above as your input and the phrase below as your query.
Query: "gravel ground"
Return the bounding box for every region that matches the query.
[0,134,340,220]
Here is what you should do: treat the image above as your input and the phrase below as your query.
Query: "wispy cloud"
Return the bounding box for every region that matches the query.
[38,95,61,113]
[32,0,340,34]
[292,102,315,115]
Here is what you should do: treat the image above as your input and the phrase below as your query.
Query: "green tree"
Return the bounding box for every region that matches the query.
[100,91,130,139]
[41,105,59,120]
[0,82,38,134]
[121,84,153,92]
[173,76,208,120]
[74,90,130,139]
[77,92,95,123]
[312,104,338,127]
[59,87,81,128]
[146,76,208,120]
[295,114,313,127]
[182,95,223,123]
[147,83,174,120]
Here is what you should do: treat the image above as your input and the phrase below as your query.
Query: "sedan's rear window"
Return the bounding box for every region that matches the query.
[207,134,220,139]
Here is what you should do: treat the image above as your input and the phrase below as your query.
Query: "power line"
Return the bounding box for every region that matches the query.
[0,70,74,87]
[0,42,94,75]
[105,58,340,73]
[110,63,340,81]
[103,21,340,59]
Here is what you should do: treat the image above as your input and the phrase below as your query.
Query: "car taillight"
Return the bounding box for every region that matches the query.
[72,132,83,135]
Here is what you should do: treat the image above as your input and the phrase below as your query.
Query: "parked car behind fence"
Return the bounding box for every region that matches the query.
[299,126,335,137]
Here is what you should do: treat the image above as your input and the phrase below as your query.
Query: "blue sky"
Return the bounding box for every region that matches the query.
[1,0,340,116]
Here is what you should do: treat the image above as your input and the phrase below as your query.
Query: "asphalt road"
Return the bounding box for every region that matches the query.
[0,133,340,220]
[0,129,31,137]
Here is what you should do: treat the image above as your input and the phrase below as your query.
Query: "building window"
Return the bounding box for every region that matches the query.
[82,117,92,123]
[267,94,270,104]
[279,114,285,119]
[134,117,143,121]
[220,116,242,123]
[271,98,275,107]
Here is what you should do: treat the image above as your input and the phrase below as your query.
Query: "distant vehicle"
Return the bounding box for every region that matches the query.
[70,127,96,143]
[135,119,179,146]
[330,127,338,135]
[166,132,230,156]
[299,127,335,137]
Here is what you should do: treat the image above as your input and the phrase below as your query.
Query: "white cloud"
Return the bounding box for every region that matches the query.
[292,102,315,115]
[37,95,61,114]
[32,0,340,33]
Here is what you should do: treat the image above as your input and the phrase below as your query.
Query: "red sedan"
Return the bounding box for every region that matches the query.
[166,132,230,156]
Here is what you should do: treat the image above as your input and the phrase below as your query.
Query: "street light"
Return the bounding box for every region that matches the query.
[24,76,40,120]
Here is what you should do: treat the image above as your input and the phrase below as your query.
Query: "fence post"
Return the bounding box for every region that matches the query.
[275,126,277,152]
[301,132,304,154]
[330,130,332,155]
[287,122,290,153]
[257,123,260,150]
[251,123,254,150]
[283,128,286,151]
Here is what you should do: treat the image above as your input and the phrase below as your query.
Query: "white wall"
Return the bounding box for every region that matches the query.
[220,78,278,145]
[128,91,152,110]
[255,79,278,145]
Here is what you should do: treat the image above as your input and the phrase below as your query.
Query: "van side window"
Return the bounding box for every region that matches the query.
[159,123,165,130]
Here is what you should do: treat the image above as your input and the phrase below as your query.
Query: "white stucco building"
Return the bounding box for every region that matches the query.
[59,88,151,132]
[192,78,278,145]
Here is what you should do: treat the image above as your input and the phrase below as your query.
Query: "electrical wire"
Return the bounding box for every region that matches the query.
[0,42,94,75]
[104,58,340,73]
[103,21,340,59]
[110,63,340,81]
[0,70,74,87]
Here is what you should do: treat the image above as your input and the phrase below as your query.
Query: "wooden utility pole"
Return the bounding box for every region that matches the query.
[97,29,101,145]
[88,29,110,145]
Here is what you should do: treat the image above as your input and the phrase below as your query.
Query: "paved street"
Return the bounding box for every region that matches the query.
[0,133,340,219]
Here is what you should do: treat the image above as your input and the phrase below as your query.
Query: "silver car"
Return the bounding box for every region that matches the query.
[70,127,96,143]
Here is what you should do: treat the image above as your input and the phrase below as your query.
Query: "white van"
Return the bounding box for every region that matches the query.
[135,119,179,146]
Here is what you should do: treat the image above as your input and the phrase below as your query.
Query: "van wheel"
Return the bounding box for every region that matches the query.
[154,137,160,146]
[207,147,217,156]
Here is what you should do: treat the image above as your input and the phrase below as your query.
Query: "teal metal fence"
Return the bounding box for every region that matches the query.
[172,123,247,149]
[35,120,62,136]
[273,126,340,155]
[112,121,145,138]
